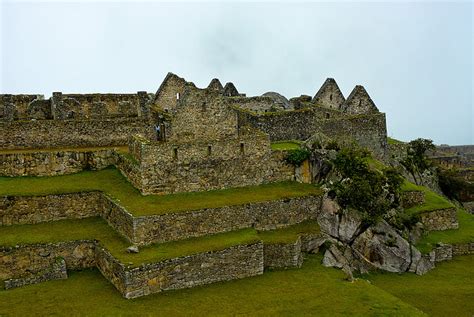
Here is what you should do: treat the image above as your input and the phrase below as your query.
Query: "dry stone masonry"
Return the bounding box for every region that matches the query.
[0,72,469,298]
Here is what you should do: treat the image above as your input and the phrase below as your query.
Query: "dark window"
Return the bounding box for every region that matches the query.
[240,143,245,155]
[207,145,212,156]
[173,148,178,159]
[326,112,330,119]
[329,94,333,101]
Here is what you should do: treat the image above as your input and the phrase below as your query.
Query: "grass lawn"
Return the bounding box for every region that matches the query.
[402,181,454,215]
[0,254,425,316]
[367,255,474,317]
[270,141,301,151]
[416,209,474,253]
[0,168,322,216]
[0,218,318,267]
[0,217,259,267]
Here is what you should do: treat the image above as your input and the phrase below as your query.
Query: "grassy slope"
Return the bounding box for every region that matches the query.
[367,255,474,317]
[270,141,301,151]
[0,254,424,317]
[416,209,474,253]
[402,181,454,214]
[0,168,322,216]
[0,218,319,267]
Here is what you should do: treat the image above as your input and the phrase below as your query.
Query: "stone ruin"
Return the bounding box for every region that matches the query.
[0,72,470,298]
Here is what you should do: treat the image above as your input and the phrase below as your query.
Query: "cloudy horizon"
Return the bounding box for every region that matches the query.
[1,1,472,145]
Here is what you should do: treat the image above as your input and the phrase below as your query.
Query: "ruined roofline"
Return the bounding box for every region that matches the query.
[341,85,379,114]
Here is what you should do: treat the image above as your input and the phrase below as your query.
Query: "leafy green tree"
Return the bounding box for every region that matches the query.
[331,147,403,226]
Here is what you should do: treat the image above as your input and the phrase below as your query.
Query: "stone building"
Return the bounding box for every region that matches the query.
[0,72,387,193]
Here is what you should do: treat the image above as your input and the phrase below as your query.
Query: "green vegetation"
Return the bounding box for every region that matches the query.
[270,141,301,151]
[402,181,454,215]
[331,147,403,226]
[0,168,322,216]
[437,167,474,201]
[285,148,311,166]
[0,218,319,267]
[416,209,474,253]
[367,255,474,316]
[258,220,320,244]
[387,137,404,145]
[0,217,256,267]
[400,138,435,184]
[0,254,426,316]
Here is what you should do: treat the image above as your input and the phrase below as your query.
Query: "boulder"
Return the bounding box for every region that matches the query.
[318,195,341,238]
[352,221,423,273]
[338,208,363,243]
[126,245,139,254]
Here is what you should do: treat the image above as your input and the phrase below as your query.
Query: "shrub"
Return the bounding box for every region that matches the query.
[330,147,403,227]
[286,148,311,166]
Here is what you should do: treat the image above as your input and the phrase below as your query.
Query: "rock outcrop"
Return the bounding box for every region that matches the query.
[318,195,434,276]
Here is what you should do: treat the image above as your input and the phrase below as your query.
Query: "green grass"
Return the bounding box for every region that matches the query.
[367,255,474,316]
[0,217,260,267]
[416,209,474,253]
[402,181,454,215]
[0,254,425,316]
[0,218,320,267]
[0,167,322,216]
[270,141,301,151]
[258,220,320,244]
[387,137,405,145]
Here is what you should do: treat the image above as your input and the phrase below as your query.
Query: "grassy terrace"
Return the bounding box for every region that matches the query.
[0,254,427,316]
[416,209,474,253]
[402,181,454,215]
[270,140,301,151]
[0,168,322,216]
[0,218,319,267]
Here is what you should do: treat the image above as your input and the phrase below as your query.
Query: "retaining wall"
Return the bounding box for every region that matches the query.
[420,208,458,231]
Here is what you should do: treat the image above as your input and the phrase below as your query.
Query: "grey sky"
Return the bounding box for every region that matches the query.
[1,1,472,145]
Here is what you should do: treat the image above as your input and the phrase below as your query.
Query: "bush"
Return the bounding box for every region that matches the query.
[285,149,311,166]
[331,147,403,226]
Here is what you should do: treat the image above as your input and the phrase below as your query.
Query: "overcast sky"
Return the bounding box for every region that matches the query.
[1,1,472,145]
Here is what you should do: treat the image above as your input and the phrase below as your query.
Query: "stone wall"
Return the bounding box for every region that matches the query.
[0,118,153,150]
[0,149,116,177]
[1,191,322,246]
[99,195,135,244]
[263,237,303,269]
[119,242,264,299]
[237,109,387,159]
[452,242,474,256]
[132,195,322,245]
[0,94,44,120]
[0,241,96,281]
[401,191,425,208]
[120,129,294,195]
[0,192,102,226]
[420,208,458,231]
[4,257,68,290]
[1,92,151,121]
